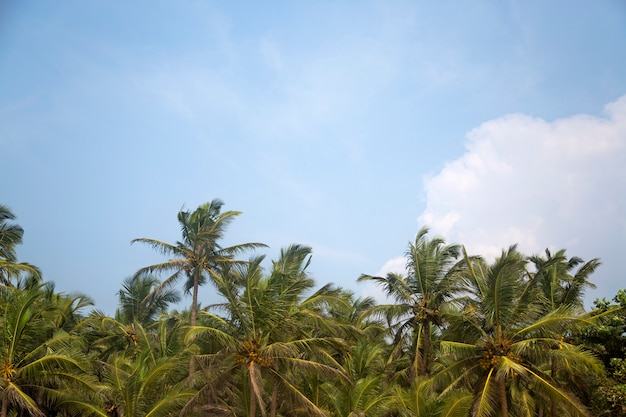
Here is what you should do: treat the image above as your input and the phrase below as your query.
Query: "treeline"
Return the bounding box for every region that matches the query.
[1,201,625,417]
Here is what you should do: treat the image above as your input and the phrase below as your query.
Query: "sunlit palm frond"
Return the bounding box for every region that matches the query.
[185,323,238,348]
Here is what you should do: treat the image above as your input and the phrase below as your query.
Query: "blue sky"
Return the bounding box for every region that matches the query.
[2,1,625,314]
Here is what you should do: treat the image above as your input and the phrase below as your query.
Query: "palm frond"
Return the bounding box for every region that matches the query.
[438,390,473,417]
[524,366,592,416]
[130,238,183,256]
[4,381,45,417]
[472,368,498,417]
[58,400,108,417]
[269,369,328,417]
[185,322,238,348]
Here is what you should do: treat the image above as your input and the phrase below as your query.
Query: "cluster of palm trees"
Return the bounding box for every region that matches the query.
[0,202,623,417]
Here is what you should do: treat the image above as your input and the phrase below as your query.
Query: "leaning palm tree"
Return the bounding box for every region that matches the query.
[184,244,347,417]
[132,199,266,326]
[358,226,463,380]
[436,246,603,417]
[0,205,40,286]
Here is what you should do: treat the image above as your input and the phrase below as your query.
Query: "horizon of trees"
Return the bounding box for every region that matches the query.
[1,201,625,417]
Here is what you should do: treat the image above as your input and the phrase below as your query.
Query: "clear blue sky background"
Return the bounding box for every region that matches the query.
[2,1,625,314]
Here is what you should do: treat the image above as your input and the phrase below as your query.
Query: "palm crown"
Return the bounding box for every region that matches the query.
[132,199,266,326]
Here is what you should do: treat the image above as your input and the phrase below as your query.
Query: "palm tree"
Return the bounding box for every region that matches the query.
[0,283,96,417]
[115,275,181,325]
[528,249,601,414]
[0,205,22,261]
[529,248,600,313]
[185,244,347,417]
[436,246,602,417]
[393,377,473,417]
[132,199,266,327]
[319,338,395,417]
[66,320,193,417]
[0,205,40,286]
[326,291,385,340]
[358,226,463,380]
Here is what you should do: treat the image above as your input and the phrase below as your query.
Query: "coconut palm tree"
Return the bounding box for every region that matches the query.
[132,199,266,327]
[0,283,96,417]
[528,249,601,414]
[0,205,40,286]
[115,275,181,325]
[529,248,600,313]
[184,244,347,417]
[66,320,193,417]
[436,246,603,417]
[319,338,395,417]
[0,205,23,261]
[393,376,473,417]
[358,226,463,380]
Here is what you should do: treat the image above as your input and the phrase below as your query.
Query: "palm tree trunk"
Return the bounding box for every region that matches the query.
[191,269,200,327]
[412,330,419,382]
[249,379,257,417]
[1,393,7,417]
[499,377,509,417]
[188,355,195,377]
[421,321,431,376]
[188,270,200,377]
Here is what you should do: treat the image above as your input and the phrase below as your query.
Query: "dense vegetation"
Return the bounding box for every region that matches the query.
[1,201,624,417]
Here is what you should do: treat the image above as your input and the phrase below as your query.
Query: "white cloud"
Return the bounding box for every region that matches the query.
[416,95,626,301]
[376,256,408,277]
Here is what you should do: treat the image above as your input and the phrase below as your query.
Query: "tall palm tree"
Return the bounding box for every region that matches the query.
[185,244,347,417]
[115,275,181,325]
[358,226,463,379]
[0,205,40,285]
[437,246,602,417]
[132,199,266,326]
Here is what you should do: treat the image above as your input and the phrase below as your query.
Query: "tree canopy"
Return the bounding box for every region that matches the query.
[1,202,623,417]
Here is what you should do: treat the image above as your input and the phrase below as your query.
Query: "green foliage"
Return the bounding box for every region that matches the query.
[184,244,348,417]
[0,205,40,287]
[132,200,266,327]
[3,203,626,417]
[358,227,463,380]
[0,283,96,417]
[115,275,181,325]
[437,246,602,417]
[576,290,626,416]
[598,358,626,416]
